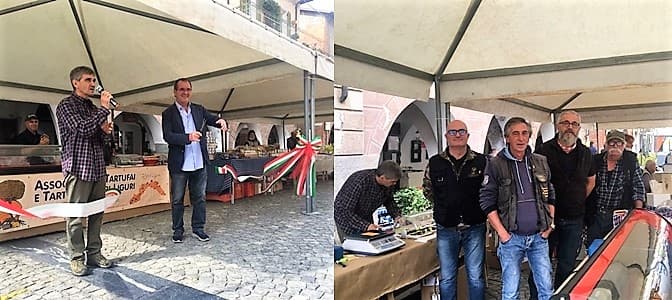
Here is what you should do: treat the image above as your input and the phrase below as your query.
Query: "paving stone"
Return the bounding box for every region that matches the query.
[300,289,324,299]
[0,181,334,299]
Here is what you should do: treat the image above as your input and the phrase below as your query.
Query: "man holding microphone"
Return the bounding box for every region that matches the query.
[56,66,114,276]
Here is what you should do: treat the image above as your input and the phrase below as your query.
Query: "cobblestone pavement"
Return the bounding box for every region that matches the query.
[0,180,334,300]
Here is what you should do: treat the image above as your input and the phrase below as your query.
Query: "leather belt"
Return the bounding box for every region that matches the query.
[446,224,471,231]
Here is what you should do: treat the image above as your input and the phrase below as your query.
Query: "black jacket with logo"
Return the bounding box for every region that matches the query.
[423,147,487,227]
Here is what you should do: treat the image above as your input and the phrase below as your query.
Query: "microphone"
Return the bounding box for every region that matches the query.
[94,86,118,108]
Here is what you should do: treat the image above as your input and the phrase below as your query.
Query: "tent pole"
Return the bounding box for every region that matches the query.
[434,77,443,153]
[309,68,316,213]
[303,69,315,214]
[596,122,600,152]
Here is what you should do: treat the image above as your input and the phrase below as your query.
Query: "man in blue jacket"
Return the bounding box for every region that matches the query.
[479,117,555,300]
[162,78,227,243]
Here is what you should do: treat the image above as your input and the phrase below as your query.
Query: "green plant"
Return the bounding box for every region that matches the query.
[322,144,334,154]
[394,187,432,216]
[262,0,282,31]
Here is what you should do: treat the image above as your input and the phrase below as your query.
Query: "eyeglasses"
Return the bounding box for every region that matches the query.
[607,140,624,147]
[447,129,468,136]
[558,120,580,127]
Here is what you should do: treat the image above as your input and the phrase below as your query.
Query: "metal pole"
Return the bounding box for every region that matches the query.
[434,77,443,153]
[282,118,286,149]
[309,73,316,213]
[595,122,600,152]
[445,102,451,122]
[303,70,313,214]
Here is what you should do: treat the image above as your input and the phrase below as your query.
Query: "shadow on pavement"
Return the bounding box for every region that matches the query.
[1,238,224,300]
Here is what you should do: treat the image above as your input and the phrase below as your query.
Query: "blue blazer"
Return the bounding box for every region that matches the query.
[162,102,220,173]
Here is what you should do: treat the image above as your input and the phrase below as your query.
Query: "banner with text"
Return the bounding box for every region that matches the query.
[0,166,169,234]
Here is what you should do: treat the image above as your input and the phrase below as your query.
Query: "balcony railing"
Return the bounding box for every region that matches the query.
[213,0,333,57]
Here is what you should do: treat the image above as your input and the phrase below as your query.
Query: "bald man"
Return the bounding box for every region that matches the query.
[423,120,487,300]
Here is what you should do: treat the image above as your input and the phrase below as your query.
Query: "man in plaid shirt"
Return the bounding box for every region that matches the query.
[334,160,402,239]
[56,66,114,276]
[586,130,645,247]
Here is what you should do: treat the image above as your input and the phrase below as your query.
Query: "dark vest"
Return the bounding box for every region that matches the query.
[489,153,553,232]
[428,149,487,227]
[537,138,593,219]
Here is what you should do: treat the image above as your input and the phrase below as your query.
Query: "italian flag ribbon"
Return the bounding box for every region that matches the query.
[215,164,263,182]
[0,190,121,219]
[263,135,321,196]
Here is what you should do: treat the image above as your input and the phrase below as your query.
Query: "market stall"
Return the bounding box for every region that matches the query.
[206,154,273,201]
[0,98,172,242]
[334,238,439,300]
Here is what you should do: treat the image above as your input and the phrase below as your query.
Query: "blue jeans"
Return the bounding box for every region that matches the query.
[497,232,553,300]
[436,223,486,300]
[529,218,584,298]
[170,168,207,234]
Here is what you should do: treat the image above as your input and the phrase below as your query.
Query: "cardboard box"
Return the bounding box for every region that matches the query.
[233,183,245,199]
[244,182,256,197]
[646,193,672,207]
[662,173,672,193]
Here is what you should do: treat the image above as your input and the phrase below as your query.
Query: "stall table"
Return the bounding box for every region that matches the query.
[206,156,272,194]
[335,238,439,300]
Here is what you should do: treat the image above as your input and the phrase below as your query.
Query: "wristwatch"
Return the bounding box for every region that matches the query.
[550,220,556,230]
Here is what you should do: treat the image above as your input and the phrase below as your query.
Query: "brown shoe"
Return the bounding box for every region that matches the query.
[70,259,88,276]
[87,254,113,268]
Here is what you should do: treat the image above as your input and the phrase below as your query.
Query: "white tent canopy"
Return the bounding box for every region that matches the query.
[335,0,672,125]
[0,0,333,119]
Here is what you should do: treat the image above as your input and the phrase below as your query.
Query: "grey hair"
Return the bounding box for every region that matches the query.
[69,66,95,88]
[556,110,581,125]
[503,117,532,137]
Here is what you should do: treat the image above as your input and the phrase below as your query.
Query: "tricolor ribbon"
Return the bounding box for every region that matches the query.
[263,136,321,196]
[0,190,121,219]
[215,164,262,182]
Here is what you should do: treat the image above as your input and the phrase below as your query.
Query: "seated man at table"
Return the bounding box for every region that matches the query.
[334,160,402,239]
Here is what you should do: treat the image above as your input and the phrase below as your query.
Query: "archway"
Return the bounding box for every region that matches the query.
[267,125,279,146]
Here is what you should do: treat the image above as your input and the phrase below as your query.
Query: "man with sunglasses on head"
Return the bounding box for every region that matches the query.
[423,120,487,300]
[480,117,555,300]
[528,111,595,298]
[585,130,644,247]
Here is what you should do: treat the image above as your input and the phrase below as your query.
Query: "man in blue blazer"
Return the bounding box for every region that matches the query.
[162,78,227,243]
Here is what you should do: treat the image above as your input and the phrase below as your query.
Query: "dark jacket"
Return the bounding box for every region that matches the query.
[536,137,594,219]
[15,129,41,145]
[480,147,556,233]
[162,102,219,173]
[423,147,487,227]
